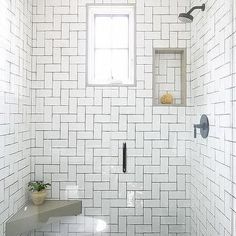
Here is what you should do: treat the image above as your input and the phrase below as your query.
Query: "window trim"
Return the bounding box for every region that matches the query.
[86,4,136,87]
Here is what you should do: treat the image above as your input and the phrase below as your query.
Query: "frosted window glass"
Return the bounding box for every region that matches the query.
[95,17,112,48]
[95,49,112,83]
[95,16,129,49]
[112,17,129,48]
[94,16,129,83]
[112,50,128,83]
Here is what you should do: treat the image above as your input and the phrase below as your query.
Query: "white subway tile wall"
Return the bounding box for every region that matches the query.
[190,0,234,235]
[233,1,236,235]
[31,0,192,235]
[1,0,236,235]
[0,0,32,235]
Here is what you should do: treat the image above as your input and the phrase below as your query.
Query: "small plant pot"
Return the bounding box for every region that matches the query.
[31,190,47,205]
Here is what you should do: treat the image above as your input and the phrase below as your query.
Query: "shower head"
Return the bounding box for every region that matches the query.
[178,4,205,23]
[178,13,194,23]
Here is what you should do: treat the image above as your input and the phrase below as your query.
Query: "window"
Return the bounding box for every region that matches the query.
[87,5,135,86]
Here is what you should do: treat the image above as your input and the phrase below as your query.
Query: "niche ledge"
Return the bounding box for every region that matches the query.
[153,48,187,106]
[6,200,82,236]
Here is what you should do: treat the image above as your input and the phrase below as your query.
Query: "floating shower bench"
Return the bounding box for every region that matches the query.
[5,200,82,236]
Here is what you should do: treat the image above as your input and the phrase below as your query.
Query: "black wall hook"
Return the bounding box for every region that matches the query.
[123,143,127,173]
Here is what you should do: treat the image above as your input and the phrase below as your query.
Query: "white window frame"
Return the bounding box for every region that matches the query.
[87,4,136,86]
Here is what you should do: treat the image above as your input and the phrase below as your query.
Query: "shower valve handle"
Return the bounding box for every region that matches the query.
[193,115,209,139]
[194,123,205,138]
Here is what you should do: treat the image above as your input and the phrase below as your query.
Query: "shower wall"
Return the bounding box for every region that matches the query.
[190,0,234,235]
[0,0,32,235]
[31,0,192,235]
[232,0,236,235]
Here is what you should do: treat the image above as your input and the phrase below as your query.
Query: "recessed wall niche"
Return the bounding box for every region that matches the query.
[153,48,186,106]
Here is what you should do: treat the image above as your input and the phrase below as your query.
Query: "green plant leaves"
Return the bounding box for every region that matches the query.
[28,181,51,192]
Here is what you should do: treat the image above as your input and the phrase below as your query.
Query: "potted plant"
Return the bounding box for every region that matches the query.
[28,181,51,205]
